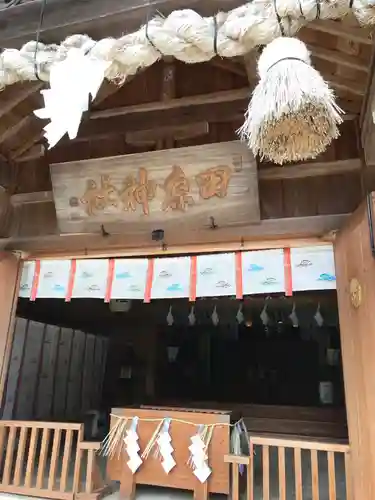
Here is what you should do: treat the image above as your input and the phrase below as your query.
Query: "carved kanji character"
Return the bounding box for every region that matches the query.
[195,166,232,199]
[120,168,156,215]
[80,175,118,215]
[162,165,194,211]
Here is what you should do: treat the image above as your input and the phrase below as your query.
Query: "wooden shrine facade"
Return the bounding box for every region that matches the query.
[0,1,375,500]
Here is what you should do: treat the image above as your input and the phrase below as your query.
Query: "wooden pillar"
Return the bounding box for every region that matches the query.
[0,252,21,407]
[334,194,375,500]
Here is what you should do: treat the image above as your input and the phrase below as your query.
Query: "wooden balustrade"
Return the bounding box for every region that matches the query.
[0,420,106,500]
[226,435,352,500]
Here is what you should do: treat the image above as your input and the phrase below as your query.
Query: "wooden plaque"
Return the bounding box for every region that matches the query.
[50,141,259,235]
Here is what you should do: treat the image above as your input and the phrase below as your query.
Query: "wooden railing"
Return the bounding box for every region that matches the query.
[225,435,352,500]
[0,421,106,500]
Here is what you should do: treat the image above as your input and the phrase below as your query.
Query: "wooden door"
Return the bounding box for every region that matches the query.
[334,193,375,500]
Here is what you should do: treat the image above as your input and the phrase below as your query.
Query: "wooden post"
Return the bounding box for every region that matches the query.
[334,194,375,500]
[0,252,21,409]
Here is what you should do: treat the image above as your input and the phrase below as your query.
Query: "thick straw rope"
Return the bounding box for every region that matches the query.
[0,0,374,90]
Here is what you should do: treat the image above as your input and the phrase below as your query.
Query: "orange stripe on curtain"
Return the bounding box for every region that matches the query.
[189,256,197,302]
[235,252,243,299]
[144,258,155,303]
[65,259,76,302]
[105,258,115,303]
[283,248,293,296]
[30,260,41,301]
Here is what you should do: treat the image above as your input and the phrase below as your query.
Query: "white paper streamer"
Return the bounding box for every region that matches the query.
[125,417,142,473]
[189,429,211,483]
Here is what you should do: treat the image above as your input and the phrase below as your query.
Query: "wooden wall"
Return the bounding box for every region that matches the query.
[334,194,375,500]
[2,317,108,421]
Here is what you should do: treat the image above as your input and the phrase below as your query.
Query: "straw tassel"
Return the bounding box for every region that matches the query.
[238,37,343,164]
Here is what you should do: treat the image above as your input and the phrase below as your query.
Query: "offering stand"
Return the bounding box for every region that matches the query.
[107,406,231,500]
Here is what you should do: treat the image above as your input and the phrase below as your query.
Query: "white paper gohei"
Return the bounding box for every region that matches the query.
[193,463,212,483]
[34,49,110,149]
[127,454,142,474]
[161,455,176,474]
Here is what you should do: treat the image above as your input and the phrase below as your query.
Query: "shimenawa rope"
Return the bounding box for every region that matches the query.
[0,0,374,89]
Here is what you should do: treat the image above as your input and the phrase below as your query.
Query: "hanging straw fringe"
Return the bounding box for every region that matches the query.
[0,0,374,90]
[100,417,128,459]
[141,419,165,460]
[239,37,343,163]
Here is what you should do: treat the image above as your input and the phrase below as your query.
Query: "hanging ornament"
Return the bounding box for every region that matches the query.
[236,303,245,324]
[124,417,142,473]
[260,302,270,326]
[166,305,174,326]
[289,302,299,328]
[156,419,176,474]
[314,303,324,327]
[34,48,110,149]
[211,306,219,326]
[167,346,179,362]
[238,37,343,165]
[189,426,212,484]
[188,306,196,326]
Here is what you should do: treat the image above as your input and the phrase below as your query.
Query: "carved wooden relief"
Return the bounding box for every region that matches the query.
[50,141,259,236]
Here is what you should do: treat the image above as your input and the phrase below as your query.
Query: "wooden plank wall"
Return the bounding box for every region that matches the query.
[1,317,108,421]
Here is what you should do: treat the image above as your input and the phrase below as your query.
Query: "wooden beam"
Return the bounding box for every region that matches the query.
[360,41,375,165]
[23,88,250,146]
[126,122,209,145]
[10,191,53,206]
[259,158,361,180]
[211,57,247,77]
[309,45,368,73]
[158,60,176,150]
[327,75,366,97]
[55,87,364,142]
[15,122,211,163]
[1,214,349,257]
[0,83,42,121]
[309,20,373,45]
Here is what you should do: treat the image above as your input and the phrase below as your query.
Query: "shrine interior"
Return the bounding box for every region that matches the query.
[10,291,348,442]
